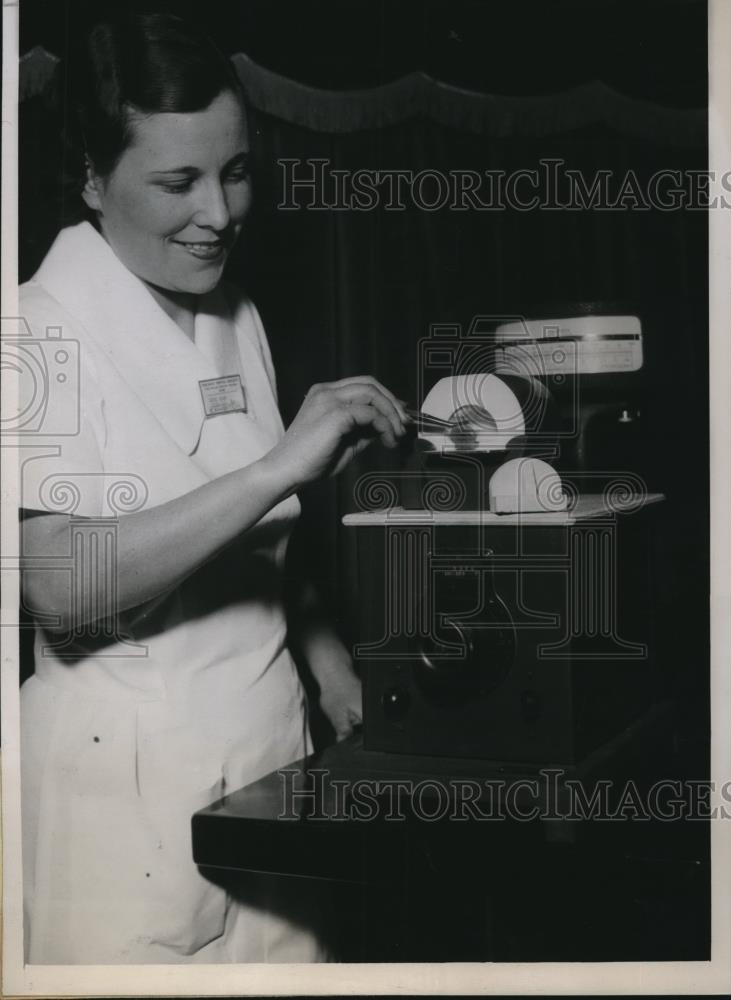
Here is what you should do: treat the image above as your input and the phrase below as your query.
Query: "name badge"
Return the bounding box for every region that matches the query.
[199,375,247,417]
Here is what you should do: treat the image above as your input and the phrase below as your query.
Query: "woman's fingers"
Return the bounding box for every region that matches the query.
[276,376,407,488]
[329,376,408,421]
[329,380,406,441]
[343,402,398,448]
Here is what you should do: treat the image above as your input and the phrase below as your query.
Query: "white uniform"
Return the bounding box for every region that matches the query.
[19,221,323,964]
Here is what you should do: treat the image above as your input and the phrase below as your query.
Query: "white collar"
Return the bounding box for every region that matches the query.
[35,221,233,455]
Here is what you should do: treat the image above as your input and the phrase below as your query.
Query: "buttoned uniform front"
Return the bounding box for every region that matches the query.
[19,221,323,964]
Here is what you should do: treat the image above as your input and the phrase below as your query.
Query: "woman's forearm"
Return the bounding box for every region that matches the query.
[287,578,363,740]
[22,452,294,632]
[287,580,354,679]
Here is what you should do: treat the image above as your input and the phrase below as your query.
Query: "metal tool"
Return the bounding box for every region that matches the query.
[404,406,454,430]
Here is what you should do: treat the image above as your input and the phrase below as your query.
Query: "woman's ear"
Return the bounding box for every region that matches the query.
[81,157,103,213]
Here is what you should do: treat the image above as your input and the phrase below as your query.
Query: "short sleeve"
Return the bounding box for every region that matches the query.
[16,283,107,518]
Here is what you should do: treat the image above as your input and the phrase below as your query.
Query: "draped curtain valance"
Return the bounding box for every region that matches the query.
[19,44,705,146]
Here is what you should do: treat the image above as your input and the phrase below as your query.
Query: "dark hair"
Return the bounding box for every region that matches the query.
[64,11,245,210]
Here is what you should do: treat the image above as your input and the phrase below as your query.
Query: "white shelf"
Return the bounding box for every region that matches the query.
[342,492,665,527]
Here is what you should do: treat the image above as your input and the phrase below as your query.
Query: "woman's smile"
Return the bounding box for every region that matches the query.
[171,236,227,261]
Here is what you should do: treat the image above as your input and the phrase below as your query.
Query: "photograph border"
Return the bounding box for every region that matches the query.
[2,0,730,994]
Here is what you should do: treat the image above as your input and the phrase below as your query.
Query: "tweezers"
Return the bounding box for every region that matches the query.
[405,406,454,430]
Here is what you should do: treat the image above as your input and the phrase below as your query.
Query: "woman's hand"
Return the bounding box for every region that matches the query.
[318,661,363,743]
[262,376,409,493]
[285,578,363,743]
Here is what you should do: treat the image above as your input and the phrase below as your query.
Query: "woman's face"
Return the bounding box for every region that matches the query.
[84,89,250,297]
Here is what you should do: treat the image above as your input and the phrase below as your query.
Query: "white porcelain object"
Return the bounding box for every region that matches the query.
[488,457,567,514]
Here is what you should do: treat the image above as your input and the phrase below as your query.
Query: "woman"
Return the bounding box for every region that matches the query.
[19,12,407,964]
